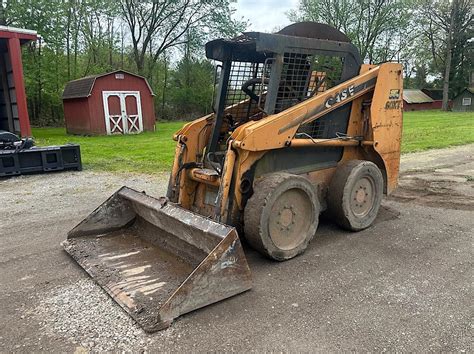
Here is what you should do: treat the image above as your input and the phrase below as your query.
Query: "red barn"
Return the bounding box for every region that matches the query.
[0,26,38,137]
[62,70,156,135]
[403,89,442,111]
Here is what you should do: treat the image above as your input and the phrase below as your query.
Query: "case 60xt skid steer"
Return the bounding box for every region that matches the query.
[63,22,403,332]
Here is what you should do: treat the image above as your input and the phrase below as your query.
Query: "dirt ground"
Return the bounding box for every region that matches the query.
[0,144,472,352]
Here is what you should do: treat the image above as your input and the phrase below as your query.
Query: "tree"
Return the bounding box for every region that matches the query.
[0,0,246,125]
[288,0,416,63]
[120,0,245,75]
[167,56,215,119]
[441,0,457,110]
[415,0,473,105]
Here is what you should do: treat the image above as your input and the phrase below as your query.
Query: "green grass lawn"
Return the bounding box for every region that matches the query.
[33,121,185,174]
[32,110,473,174]
[401,110,473,153]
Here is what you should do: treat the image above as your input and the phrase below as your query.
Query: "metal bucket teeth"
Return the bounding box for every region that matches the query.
[62,187,252,332]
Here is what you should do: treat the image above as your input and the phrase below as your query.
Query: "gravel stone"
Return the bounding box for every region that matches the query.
[33,279,176,351]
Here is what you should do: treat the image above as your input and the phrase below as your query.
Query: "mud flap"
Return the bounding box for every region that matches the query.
[62,187,252,332]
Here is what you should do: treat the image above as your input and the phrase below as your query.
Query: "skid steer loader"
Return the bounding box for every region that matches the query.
[63,22,403,332]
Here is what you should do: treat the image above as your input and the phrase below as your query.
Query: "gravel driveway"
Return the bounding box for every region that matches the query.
[0,145,472,352]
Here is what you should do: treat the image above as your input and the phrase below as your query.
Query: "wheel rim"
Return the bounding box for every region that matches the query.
[268,188,313,250]
[350,176,376,217]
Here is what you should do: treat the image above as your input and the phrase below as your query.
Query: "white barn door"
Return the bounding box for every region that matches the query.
[102,91,143,135]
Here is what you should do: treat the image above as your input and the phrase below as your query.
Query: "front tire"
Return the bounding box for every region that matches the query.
[244,173,320,261]
[327,160,384,231]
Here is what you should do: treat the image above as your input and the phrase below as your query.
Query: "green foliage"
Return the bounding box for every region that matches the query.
[1,0,245,127]
[410,0,473,96]
[121,0,246,74]
[288,0,416,64]
[167,58,215,119]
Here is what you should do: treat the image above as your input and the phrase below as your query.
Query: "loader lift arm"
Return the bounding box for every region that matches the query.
[231,65,380,151]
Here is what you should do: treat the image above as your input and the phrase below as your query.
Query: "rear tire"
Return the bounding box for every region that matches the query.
[244,173,320,261]
[327,160,384,231]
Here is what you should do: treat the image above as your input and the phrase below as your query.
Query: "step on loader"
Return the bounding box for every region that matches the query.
[63,22,403,332]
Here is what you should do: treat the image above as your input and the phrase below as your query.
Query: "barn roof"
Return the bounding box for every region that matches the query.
[0,25,38,42]
[62,70,154,100]
[421,88,443,101]
[453,87,474,98]
[403,89,433,104]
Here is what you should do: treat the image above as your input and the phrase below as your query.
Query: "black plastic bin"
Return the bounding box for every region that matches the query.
[0,144,82,177]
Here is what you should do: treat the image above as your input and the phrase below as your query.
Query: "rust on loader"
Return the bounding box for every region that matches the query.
[62,187,252,332]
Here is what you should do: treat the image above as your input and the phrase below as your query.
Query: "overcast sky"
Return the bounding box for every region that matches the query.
[232,0,300,32]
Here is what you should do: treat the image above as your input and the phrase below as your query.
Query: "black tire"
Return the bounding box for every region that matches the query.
[327,160,384,231]
[244,173,320,261]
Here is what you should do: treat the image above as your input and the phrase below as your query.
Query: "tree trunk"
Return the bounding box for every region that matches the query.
[162,53,168,119]
[0,3,6,25]
[66,3,72,81]
[109,20,114,67]
[442,0,457,111]
[121,25,124,69]
[38,38,42,122]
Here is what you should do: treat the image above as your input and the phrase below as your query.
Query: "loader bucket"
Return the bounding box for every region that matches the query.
[62,187,252,332]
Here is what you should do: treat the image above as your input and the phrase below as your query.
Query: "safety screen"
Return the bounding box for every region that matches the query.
[273,52,321,113]
[218,52,346,138]
[224,61,268,123]
[280,52,345,139]
[273,52,345,115]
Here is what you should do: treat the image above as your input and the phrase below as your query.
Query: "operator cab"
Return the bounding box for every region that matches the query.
[204,22,363,164]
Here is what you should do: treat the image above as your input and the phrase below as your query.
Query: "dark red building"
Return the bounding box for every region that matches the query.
[62,70,156,135]
[403,89,442,111]
[0,26,38,137]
